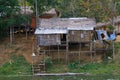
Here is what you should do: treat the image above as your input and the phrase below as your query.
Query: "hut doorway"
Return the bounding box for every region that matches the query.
[61,34,66,44]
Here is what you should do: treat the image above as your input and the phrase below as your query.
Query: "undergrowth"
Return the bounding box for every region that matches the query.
[0,54,32,75]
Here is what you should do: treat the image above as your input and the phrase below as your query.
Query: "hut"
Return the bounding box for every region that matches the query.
[33,17,116,74]
[34,18,97,64]
[35,18,96,46]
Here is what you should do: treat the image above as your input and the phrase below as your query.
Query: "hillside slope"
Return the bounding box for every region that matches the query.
[0,34,120,65]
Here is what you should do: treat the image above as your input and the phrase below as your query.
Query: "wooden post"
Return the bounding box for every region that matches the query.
[25,25,28,40]
[79,31,81,64]
[10,26,13,47]
[90,31,93,62]
[58,42,60,63]
[93,31,97,61]
[13,26,14,41]
[113,41,115,59]
[90,42,92,62]
[66,34,69,64]
[79,43,81,64]
[43,49,45,72]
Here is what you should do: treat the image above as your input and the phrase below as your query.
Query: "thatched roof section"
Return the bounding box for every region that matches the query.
[20,6,33,15]
[96,22,110,27]
[39,8,60,18]
[114,16,120,23]
[35,17,97,34]
[38,18,96,30]
[44,8,57,14]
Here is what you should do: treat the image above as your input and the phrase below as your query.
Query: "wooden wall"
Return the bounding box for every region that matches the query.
[37,34,61,46]
[68,30,93,43]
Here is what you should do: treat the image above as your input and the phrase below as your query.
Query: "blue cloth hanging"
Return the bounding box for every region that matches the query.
[95,30,116,45]
[96,30,109,44]
[96,30,116,41]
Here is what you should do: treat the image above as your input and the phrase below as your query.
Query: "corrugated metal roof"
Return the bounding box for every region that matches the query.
[35,28,68,34]
[38,18,96,30]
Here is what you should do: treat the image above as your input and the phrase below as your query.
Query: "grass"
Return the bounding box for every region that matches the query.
[0,54,32,75]
[45,61,120,75]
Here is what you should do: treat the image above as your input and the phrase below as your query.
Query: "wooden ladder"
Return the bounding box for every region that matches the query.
[32,50,46,74]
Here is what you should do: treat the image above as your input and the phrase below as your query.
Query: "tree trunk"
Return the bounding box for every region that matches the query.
[10,26,13,47]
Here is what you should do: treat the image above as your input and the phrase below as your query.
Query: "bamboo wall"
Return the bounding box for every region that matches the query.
[37,34,61,46]
[68,30,93,42]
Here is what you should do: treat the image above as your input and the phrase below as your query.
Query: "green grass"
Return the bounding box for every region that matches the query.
[0,55,32,75]
[45,60,120,75]
[115,42,120,53]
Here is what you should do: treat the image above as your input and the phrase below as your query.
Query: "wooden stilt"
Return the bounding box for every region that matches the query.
[66,34,69,64]
[113,41,115,59]
[79,42,82,64]
[58,44,60,63]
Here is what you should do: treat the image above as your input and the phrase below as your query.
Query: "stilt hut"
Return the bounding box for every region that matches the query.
[35,18,96,45]
[33,17,117,74]
[34,18,97,63]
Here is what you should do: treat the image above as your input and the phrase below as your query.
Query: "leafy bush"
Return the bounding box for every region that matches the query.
[45,57,53,69]
[68,61,79,69]
[79,63,101,70]
[107,25,115,30]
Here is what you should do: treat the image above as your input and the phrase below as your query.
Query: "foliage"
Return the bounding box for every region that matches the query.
[0,0,19,17]
[116,2,120,14]
[68,61,79,69]
[115,42,120,48]
[45,57,53,69]
[67,62,120,75]
[115,42,120,53]
[0,20,8,38]
[0,55,32,75]
[107,25,115,30]
[0,0,19,39]
[26,0,120,23]
[0,0,30,39]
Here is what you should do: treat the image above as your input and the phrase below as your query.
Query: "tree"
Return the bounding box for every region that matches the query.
[0,0,20,39]
[26,0,120,21]
[0,0,30,46]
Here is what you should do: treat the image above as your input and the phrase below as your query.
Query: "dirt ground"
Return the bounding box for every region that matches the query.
[116,35,120,42]
[0,34,120,65]
[0,34,35,64]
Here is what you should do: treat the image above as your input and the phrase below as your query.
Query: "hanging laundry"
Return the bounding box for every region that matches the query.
[95,30,116,45]
[96,30,109,40]
[96,30,109,44]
